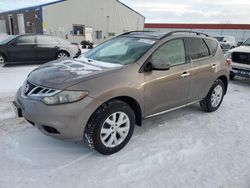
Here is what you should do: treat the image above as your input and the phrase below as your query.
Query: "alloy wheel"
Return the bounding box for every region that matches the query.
[100,112,130,148]
[57,52,68,59]
[0,55,5,67]
[211,85,223,107]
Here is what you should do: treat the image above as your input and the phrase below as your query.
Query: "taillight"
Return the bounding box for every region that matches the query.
[226,58,232,66]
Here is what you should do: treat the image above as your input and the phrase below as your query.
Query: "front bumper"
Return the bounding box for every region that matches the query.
[231,65,250,78]
[14,88,102,141]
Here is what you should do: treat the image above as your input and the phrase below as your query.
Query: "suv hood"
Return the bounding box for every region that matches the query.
[28,56,123,89]
[229,46,250,53]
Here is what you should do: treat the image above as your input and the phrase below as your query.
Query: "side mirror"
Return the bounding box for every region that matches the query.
[144,59,171,72]
[237,42,243,46]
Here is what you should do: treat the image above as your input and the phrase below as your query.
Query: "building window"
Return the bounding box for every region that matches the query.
[108,32,115,37]
[95,30,102,39]
[73,25,85,36]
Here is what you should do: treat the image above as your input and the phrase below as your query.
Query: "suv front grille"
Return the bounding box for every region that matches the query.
[23,81,60,97]
[232,52,250,65]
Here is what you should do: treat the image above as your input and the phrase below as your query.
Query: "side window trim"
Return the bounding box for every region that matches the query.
[203,39,218,57]
[35,35,37,44]
[203,39,212,56]
[151,38,188,68]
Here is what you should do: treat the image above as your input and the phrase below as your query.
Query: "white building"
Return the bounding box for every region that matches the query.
[42,0,145,43]
[144,23,250,43]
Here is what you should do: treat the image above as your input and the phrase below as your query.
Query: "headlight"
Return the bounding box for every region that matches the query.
[42,91,88,105]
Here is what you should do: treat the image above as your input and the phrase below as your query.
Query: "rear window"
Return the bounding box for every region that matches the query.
[204,39,218,56]
[37,36,59,44]
[15,36,35,45]
[186,38,209,60]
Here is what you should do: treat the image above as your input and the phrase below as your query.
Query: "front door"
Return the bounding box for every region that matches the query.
[8,35,37,62]
[145,38,191,117]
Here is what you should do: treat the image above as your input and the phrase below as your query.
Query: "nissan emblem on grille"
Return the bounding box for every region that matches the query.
[24,83,30,94]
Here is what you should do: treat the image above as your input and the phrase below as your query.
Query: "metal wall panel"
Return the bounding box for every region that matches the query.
[42,0,145,43]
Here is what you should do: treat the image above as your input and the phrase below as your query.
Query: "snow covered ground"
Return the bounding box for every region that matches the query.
[0,65,250,188]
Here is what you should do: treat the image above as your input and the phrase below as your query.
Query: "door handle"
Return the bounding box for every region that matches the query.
[181,72,190,78]
[211,64,217,69]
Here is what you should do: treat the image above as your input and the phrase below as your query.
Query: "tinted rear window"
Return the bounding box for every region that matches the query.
[37,36,58,44]
[186,38,209,60]
[204,39,218,56]
[16,36,35,44]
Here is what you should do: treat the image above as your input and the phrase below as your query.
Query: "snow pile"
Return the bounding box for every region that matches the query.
[0,66,250,188]
[0,65,37,97]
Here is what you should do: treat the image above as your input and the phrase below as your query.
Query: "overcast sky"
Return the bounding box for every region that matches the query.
[0,0,250,24]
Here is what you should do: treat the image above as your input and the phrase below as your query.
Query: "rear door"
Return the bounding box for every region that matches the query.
[36,35,59,61]
[145,38,191,116]
[8,35,36,62]
[186,37,218,102]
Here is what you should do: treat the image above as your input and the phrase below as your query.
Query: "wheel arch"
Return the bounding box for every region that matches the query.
[88,96,143,127]
[112,96,142,126]
[217,75,228,94]
[0,51,7,61]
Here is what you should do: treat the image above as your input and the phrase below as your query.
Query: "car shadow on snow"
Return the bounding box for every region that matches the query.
[2,63,40,69]
[230,77,250,87]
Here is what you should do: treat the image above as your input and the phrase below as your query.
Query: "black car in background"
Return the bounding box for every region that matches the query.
[0,34,81,67]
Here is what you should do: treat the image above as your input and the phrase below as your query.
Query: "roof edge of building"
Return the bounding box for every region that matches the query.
[116,0,145,18]
[0,0,65,15]
[144,23,250,30]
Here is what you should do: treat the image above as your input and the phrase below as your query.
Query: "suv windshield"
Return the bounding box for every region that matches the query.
[83,37,156,65]
[243,38,250,46]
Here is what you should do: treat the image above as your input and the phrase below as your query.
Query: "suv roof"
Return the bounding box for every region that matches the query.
[121,30,210,40]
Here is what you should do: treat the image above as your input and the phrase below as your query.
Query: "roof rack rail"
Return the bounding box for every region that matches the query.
[161,30,210,39]
[120,30,154,36]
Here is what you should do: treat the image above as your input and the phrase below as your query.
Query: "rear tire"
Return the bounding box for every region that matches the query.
[57,51,69,59]
[200,79,225,112]
[0,53,6,67]
[84,100,135,155]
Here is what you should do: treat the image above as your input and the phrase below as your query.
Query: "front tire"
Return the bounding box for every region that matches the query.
[200,79,225,112]
[0,53,6,67]
[84,100,135,155]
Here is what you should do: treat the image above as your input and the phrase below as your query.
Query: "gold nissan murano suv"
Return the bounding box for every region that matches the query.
[13,31,230,155]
